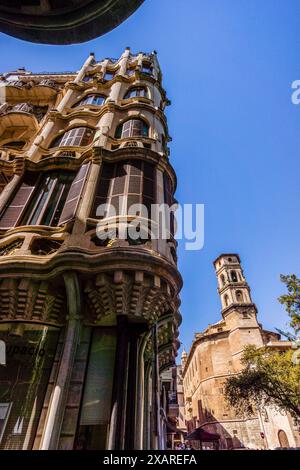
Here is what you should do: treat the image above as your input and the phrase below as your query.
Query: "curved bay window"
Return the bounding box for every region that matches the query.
[91,160,156,219]
[0,322,60,450]
[0,164,90,230]
[50,127,94,148]
[115,119,149,139]
[74,94,106,107]
[123,87,148,99]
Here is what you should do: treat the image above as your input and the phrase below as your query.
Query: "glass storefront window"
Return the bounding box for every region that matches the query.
[0,323,60,450]
[75,329,116,450]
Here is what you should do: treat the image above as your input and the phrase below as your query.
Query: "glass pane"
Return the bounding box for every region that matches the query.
[94,96,105,106]
[121,120,131,138]
[104,72,114,81]
[25,175,55,226]
[130,160,142,176]
[0,323,60,450]
[131,120,142,136]
[81,129,94,146]
[128,176,141,195]
[42,173,74,226]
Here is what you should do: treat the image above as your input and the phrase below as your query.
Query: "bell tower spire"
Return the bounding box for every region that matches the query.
[214,254,255,313]
[213,254,263,366]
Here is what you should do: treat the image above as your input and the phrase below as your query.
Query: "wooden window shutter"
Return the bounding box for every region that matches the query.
[58,163,90,225]
[0,172,37,230]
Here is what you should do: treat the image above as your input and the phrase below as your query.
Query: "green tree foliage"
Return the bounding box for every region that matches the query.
[224,346,300,418]
[278,274,300,334]
[224,275,300,419]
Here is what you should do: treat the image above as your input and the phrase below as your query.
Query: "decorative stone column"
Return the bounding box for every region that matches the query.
[28,54,95,159]
[135,330,151,449]
[0,174,22,213]
[39,272,81,450]
[72,154,103,234]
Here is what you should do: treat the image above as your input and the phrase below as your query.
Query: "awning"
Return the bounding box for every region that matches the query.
[166,420,186,435]
[186,427,220,442]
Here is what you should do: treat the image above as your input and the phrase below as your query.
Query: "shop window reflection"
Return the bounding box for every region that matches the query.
[0,323,60,450]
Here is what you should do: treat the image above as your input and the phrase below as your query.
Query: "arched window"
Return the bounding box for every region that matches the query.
[124,87,148,99]
[278,430,289,448]
[236,291,243,303]
[74,94,106,107]
[224,295,229,307]
[50,127,94,148]
[115,119,149,139]
[231,270,238,282]
[220,274,225,287]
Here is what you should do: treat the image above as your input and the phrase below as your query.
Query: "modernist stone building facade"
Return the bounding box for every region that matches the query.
[182,254,300,450]
[0,48,182,450]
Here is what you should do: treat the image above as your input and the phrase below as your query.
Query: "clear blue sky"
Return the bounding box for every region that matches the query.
[1,0,300,351]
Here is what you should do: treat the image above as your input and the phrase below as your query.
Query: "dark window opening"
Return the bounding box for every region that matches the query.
[103,71,115,81]
[236,291,243,303]
[82,75,93,83]
[2,141,26,150]
[141,63,153,75]
[126,68,136,76]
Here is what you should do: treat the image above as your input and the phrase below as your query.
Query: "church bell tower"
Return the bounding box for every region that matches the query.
[214,254,264,367]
